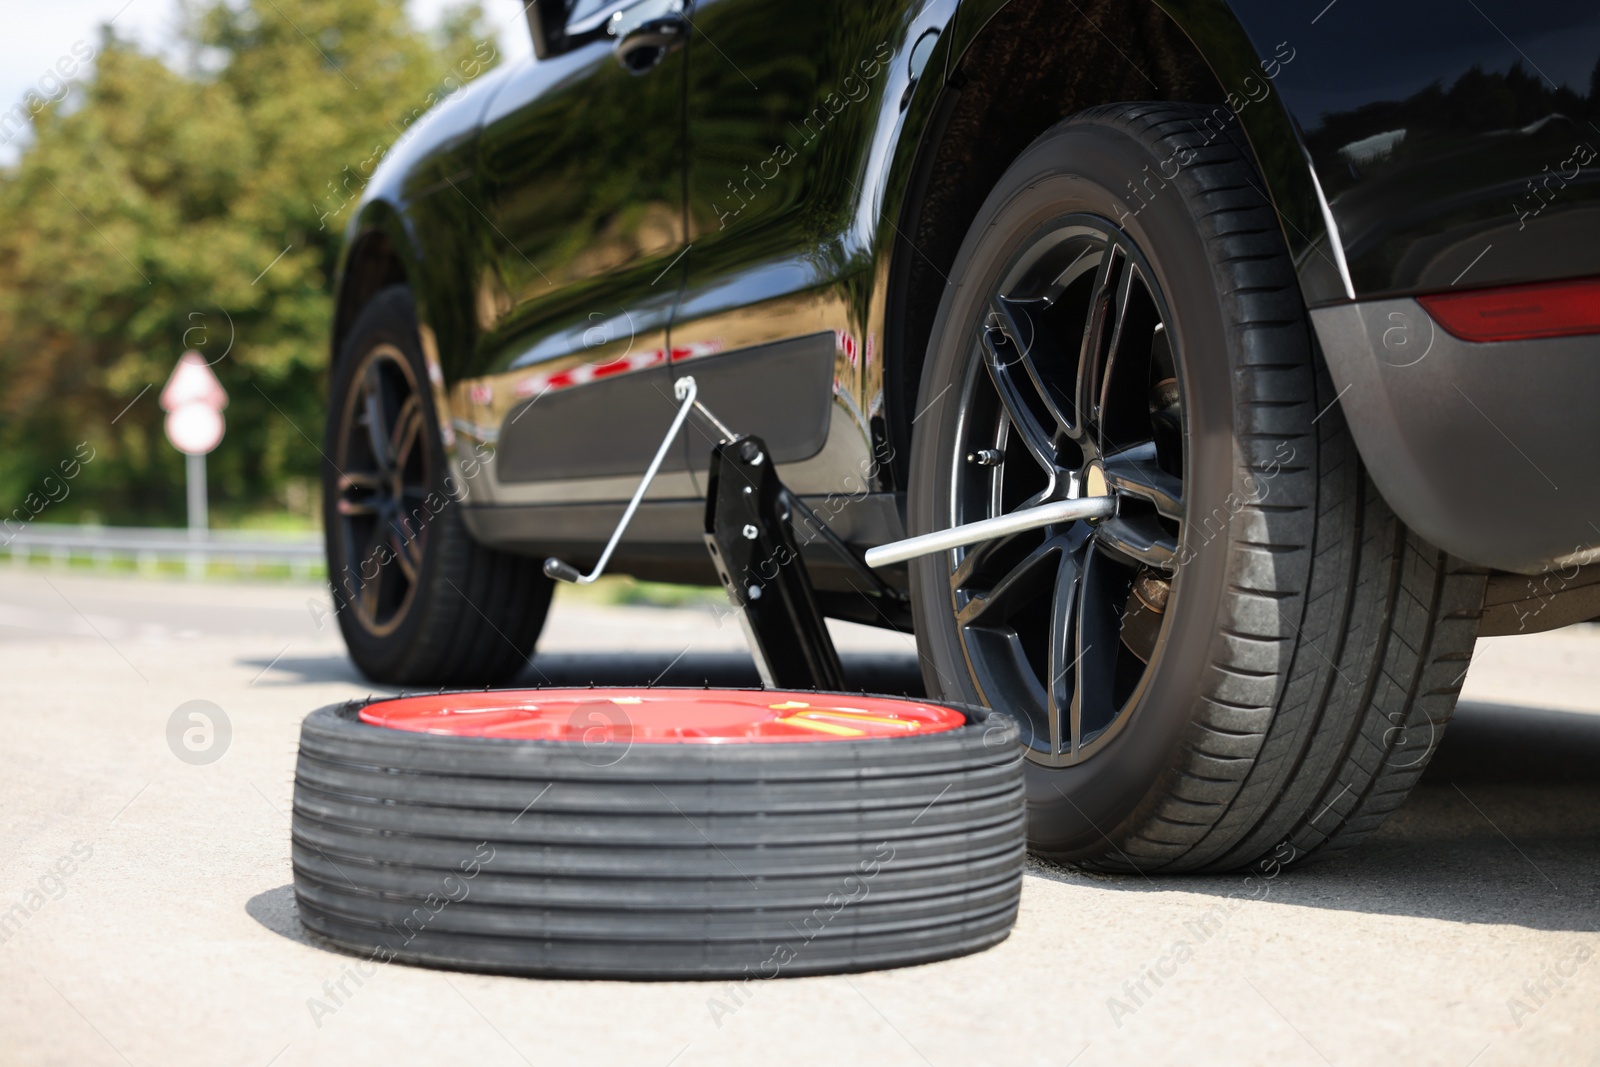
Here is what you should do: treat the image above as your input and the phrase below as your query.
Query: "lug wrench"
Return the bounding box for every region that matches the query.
[545,374,1115,688]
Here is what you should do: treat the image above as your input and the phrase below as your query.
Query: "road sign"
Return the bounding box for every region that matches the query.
[162,350,228,574]
[161,351,228,455]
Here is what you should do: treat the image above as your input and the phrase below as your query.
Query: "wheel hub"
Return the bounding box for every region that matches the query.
[1080,461,1109,508]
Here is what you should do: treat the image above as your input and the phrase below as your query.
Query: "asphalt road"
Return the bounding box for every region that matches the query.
[1,569,1596,1067]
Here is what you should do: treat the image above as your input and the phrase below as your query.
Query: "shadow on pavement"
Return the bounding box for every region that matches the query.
[236,653,375,687]
[245,884,318,948]
[1424,700,1600,783]
[235,650,926,694]
[1033,700,1600,931]
[520,651,927,696]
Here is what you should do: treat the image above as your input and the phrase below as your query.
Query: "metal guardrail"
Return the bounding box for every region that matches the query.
[1,523,324,579]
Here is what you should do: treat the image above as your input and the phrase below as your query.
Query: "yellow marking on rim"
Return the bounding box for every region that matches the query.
[610,697,643,705]
[768,700,811,710]
[775,715,865,737]
[805,708,919,728]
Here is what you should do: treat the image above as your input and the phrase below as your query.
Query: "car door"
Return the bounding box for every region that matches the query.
[467,0,689,500]
[664,1,942,516]
[662,0,839,495]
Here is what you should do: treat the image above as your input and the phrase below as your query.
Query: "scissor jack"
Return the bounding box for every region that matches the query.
[543,376,1114,690]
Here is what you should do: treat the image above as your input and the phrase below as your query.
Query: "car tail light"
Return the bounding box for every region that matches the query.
[1418,275,1600,342]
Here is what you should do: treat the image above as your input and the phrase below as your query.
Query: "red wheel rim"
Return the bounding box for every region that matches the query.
[357,688,968,744]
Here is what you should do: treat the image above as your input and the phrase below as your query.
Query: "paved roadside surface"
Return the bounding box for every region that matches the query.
[0,570,1595,1067]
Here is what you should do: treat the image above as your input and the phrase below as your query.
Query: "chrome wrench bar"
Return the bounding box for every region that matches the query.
[863,496,1116,569]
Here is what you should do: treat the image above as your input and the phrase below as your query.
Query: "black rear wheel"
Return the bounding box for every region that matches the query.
[323,286,553,686]
[908,104,1485,872]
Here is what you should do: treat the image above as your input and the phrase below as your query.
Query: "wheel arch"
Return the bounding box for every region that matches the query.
[883,0,1329,481]
[331,203,457,457]
[334,231,407,355]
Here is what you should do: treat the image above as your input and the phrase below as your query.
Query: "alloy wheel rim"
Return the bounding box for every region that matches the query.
[334,343,432,637]
[948,215,1187,768]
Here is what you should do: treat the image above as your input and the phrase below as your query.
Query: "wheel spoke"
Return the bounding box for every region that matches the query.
[359,568,382,620]
[1044,550,1083,757]
[357,527,386,621]
[1097,263,1163,455]
[1070,544,1129,752]
[390,528,421,584]
[955,536,1064,629]
[1102,441,1184,520]
[1094,515,1178,572]
[994,295,1080,433]
[950,527,1028,592]
[338,471,382,490]
[980,315,1062,475]
[1075,243,1127,439]
[389,395,423,473]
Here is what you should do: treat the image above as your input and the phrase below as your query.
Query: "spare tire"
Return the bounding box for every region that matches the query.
[291,689,1024,979]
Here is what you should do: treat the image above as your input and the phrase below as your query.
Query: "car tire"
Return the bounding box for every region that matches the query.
[323,285,552,686]
[290,693,1025,978]
[906,103,1486,872]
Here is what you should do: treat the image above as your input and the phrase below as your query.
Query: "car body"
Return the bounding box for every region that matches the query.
[336,0,1600,593]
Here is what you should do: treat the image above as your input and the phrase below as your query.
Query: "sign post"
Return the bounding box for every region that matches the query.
[160,351,228,578]
[187,453,208,537]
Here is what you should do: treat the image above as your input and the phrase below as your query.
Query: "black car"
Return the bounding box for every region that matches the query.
[323,0,1600,871]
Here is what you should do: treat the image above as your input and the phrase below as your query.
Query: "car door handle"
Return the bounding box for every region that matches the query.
[610,0,688,75]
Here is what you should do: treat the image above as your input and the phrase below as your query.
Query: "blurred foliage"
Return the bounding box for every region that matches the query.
[0,0,498,526]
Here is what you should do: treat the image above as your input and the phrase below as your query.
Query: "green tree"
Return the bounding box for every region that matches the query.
[0,0,499,527]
